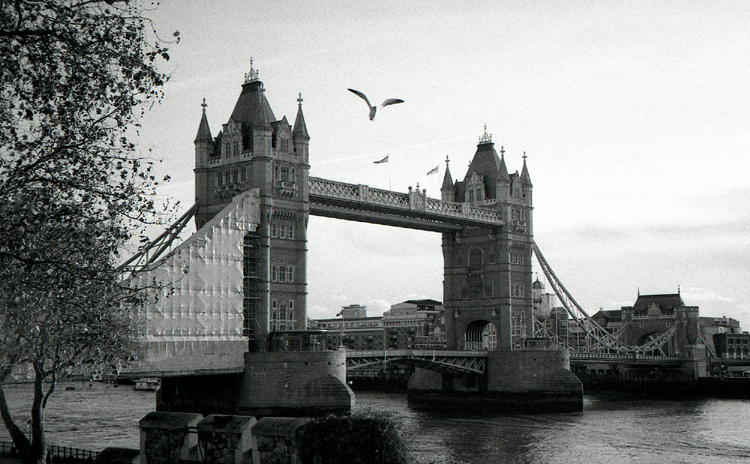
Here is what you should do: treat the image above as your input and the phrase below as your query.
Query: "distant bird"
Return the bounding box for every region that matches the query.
[348,88,404,120]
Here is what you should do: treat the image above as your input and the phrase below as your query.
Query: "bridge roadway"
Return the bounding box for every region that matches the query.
[124,350,686,379]
[346,350,687,377]
[308,177,505,232]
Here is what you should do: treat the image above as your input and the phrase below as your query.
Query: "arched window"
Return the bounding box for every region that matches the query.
[469,248,482,268]
[233,140,239,157]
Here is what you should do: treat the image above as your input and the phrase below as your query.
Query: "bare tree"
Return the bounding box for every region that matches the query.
[0,1,177,462]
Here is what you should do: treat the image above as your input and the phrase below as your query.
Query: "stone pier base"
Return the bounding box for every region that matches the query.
[407,349,583,414]
[157,350,353,417]
[238,350,353,417]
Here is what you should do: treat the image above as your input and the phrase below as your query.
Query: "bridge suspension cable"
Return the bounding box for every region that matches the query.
[118,203,198,276]
[532,242,678,355]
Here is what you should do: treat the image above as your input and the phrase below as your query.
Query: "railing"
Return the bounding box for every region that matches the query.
[0,442,100,463]
[309,177,504,226]
[571,352,683,362]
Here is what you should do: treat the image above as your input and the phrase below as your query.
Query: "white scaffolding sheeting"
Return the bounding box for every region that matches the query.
[129,191,261,372]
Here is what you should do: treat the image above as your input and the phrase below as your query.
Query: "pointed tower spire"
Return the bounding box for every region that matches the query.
[194,98,213,143]
[292,92,310,141]
[441,155,455,201]
[521,151,532,186]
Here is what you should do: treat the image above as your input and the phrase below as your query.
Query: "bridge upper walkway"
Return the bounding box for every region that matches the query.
[308,177,504,232]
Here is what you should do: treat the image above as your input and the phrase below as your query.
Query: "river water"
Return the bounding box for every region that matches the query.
[2,382,750,463]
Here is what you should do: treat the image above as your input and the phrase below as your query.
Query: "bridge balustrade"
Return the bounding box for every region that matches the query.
[571,352,684,362]
[309,177,504,226]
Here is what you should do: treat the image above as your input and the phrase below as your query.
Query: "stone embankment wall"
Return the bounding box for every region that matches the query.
[139,412,310,464]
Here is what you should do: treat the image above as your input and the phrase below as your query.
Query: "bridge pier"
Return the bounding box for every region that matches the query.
[407,349,583,414]
[157,346,353,417]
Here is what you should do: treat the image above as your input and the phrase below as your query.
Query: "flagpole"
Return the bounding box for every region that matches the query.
[388,154,392,191]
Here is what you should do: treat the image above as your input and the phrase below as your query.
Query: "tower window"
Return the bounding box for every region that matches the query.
[469,248,482,268]
[233,140,239,157]
[468,274,483,299]
[224,142,230,158]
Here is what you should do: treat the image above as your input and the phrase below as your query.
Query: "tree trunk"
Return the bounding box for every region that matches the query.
[0,370,50,464]
[0,384,32,459]
[29,365,48,464]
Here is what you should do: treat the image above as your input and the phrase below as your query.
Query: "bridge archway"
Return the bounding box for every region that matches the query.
[465,320,497,351]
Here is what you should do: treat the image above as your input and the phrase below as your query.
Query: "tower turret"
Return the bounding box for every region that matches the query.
[194,98,213,204]
[496,145,510,203]
[521,152,533,212]
[441,155,455,202]
[292,93,310,164]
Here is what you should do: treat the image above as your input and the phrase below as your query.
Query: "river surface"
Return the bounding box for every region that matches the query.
[2,382,750,463]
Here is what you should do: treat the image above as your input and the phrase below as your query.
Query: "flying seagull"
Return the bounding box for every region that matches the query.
[348,88,404,120]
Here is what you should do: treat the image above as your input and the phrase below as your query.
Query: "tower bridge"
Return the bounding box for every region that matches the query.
[130,63,717,413]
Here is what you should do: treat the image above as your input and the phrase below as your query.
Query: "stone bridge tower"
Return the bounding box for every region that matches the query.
[441,128,534,351]
[193,62,310,350]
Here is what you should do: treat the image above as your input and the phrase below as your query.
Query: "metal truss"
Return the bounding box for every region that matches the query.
[532,242,679,355]
[346,349,487,375]
[118,203,198,275]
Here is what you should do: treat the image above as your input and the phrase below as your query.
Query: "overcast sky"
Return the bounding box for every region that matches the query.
[139,1,750,324]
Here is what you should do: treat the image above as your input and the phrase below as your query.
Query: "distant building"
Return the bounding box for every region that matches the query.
[713,332,750,360]
[532,278,558,319]
[585,292,747,361]
[338,304,368,319]
[309,305,384,350]
[701,316,743,357]
[382,299,445,349]
[308,299,446,350]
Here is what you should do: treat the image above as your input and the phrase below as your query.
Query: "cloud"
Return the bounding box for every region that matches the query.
[679,286,735,304]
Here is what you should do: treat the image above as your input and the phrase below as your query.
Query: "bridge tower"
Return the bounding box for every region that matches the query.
[441,128,534,350]
[193,61,310,350]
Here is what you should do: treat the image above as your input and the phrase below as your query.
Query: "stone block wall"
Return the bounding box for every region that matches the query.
[197,415,256,464]
[139,412,203,464]
[239,350,353,416]
[140,412,312,464]
[486,349,581,393]
[251,417,311,464]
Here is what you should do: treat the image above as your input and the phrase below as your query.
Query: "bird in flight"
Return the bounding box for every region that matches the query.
[348,88,404,120]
